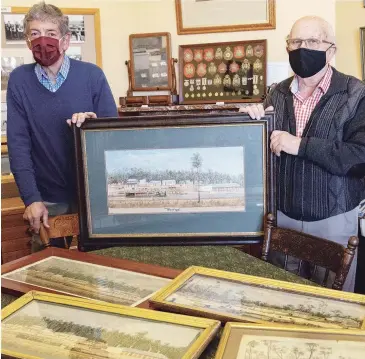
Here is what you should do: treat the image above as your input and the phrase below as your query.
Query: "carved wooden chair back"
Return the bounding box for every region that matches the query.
[262,213,359,290]
[39,214,79,249]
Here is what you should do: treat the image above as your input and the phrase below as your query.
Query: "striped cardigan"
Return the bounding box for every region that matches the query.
[265,68,365,221]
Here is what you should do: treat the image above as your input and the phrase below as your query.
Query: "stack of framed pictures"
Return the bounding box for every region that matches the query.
[2,291,220,359]
[179,40,267,104]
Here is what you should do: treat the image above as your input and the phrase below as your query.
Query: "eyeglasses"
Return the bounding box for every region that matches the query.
[286,38,334,50]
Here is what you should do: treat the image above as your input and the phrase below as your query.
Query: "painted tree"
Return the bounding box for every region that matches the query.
[191,152,203,203]
[306,343,319,359]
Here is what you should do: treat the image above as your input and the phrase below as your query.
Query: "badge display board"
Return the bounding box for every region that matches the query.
[179,40,267,104]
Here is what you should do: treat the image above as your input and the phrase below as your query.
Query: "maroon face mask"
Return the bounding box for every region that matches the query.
[31,36,62,67]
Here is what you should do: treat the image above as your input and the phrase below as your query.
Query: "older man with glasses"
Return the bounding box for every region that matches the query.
[240,16,365,292]
[7,2,118,249]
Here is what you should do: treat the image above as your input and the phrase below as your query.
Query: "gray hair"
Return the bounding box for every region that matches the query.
[23,1,70,36]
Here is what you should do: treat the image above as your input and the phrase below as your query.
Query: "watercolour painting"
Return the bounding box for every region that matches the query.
[2,256,171,306]
[2,292,220,359]
[150,267,365,329]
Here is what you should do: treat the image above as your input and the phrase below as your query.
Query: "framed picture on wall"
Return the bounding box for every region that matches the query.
[361,27,365,81]
[74,113,276,250]
[175,0,276,35]
[129,32,173,91]
[179,40,267,104]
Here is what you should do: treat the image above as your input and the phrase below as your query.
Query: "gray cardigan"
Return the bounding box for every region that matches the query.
[265,68,365,221]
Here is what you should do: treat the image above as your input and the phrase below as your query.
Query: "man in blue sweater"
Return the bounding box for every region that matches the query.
[7,2,118,247]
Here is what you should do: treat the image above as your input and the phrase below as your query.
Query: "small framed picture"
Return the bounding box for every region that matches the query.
[215,323,365,359]
[2,291,220,359]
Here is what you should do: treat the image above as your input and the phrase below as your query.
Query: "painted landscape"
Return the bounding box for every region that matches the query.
[2,301,202,359]
[165,274,365,329]
[236,335,365,359]
[2,256,171,306]
[106,147,245,214]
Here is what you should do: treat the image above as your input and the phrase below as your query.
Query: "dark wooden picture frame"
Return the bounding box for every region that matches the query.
[361,27,365,81]
[179,40,267,104]
[1,247,181,308]
[74,113,276,250]
[128,32,173,92]
[175,0,276,35]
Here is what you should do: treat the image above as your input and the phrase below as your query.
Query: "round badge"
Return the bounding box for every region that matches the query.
[234,45,245,59]
[184,63,195,78]
[204,48,214,62]
[194,49,203,62]
[196,63,207,77]
[183,49,193,63]
[184,80,189,87]
[246,45,253,57]
[224,46,233,60]
[253,88,260,95]
[254,45,264,58]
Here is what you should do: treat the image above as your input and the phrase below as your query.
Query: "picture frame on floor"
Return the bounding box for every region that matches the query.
[2,291,220,359]
[1,247,180,307]
[215,323,365,359]
[149,266,365,329]
[73,113,276,249]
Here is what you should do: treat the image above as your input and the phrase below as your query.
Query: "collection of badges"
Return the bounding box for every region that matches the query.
[180,41,266,102]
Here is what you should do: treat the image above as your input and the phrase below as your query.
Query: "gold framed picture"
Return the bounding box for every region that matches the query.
[2,291,220,359]
[175,0,276,35]
[150,266,365,329]
[215,323,365,359]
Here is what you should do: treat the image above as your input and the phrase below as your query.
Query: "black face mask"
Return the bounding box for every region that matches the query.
[289,48,327,78]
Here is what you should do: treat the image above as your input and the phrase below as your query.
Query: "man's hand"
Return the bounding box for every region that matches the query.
[239,105,274,120]
[270,130,301,157]
[23,202,49,234]
[66,112,97,127]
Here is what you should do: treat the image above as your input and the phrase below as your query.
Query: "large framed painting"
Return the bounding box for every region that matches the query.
[1,247,181,308]
[179,40,267,104]
[361,27,365,81]
[73,113,276,249]
[149,266,365,329]
[215,323,365,359]
[2,291,220,359]
[175,0,276,35]
[129,32,173,91]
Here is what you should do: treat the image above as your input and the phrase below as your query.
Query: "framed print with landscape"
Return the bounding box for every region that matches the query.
[215,323,365,359]
[179,40,267,104]
[1,247,180,308]
[175,0,276,35]
[129,32,173,91]
[149,266,365,329]
[2,291,220,359]
[74,113,275,249]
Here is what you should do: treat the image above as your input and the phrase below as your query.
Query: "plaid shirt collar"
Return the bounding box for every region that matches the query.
[35,55,70,92]
[290,65,333,97]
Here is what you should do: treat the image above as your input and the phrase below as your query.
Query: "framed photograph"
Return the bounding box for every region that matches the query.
[179,40,267,104]
[175,0,276,35]
[129,32,172,91]
[1,56,24,91]
[68,15,85,43]
[1,247,181,308]
[215,323,365,359]
[2,291,220,359]
[74,113,276,249]
[361,27,365,81]
[3,14,25,44]
[149,266,365,329]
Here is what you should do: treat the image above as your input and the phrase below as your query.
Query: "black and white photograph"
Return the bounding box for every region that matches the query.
[1,56,24,91]
[4,14,25,44]
[68,15,85,43]
[106,146,245,215]
[66,46,82,61]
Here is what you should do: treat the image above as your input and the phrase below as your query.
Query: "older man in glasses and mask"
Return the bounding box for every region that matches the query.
[7,2,117,248]
[240,16,365,292]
